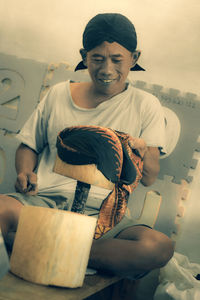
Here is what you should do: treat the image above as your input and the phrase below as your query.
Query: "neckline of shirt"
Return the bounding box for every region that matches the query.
[66,80,131,111]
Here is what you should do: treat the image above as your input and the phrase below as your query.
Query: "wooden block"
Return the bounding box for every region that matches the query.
[53,155,114,190]
[10,206,97,288]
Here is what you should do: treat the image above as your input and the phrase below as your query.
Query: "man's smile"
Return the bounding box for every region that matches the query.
[98,78,116,85]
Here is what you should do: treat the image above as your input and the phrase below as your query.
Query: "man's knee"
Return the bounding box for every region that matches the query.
[0,194,23,232]
[118,225,175,269]
[0,194,22,210]
[143,229,175,268]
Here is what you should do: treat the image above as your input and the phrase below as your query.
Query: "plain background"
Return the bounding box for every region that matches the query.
[0,1,200,297]
[0,0,199,95]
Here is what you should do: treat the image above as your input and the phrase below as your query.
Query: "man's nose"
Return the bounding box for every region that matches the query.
[99,59,115,77]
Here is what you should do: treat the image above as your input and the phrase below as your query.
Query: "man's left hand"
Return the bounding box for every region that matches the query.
[128,137,147,159]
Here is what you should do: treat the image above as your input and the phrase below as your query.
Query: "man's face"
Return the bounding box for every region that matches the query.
[83,41,139,96]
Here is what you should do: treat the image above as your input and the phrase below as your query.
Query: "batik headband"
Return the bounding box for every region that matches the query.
[75,13,145,72]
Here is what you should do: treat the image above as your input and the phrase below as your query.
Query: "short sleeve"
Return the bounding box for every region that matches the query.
[140,94,167,155]
[16,89,52,153]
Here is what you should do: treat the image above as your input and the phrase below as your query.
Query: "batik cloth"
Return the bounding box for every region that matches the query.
[56,125,143,239]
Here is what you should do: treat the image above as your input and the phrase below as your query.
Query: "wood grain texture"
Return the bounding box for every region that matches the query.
[53,155,114,190]
[10,206,97,288]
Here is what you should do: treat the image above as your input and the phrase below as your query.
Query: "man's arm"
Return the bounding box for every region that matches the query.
[15,143,39,195]
[141,147,160,186]
[129,138,160,186]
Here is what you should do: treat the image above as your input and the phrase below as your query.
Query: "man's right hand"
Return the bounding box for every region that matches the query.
[15,172,38,195]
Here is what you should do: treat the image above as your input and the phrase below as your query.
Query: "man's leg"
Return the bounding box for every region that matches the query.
[0,194,23,239]
[89,225,174,278]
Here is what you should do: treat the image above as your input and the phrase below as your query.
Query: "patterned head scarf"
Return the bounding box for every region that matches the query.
[75,13,145,72]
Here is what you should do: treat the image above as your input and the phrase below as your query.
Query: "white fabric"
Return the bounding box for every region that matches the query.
[154,252,200,300]
[17,80,166,203]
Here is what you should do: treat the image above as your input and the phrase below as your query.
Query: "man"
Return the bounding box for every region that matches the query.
[0,13,174,279]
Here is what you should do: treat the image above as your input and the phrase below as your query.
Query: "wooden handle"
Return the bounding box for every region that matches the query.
[71,181,91,214]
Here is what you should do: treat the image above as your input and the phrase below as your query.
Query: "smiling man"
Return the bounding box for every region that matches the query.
[0,13,174,279]
[80,41,139,99]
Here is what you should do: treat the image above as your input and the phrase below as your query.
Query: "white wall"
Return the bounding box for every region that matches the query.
[0,0,199,94]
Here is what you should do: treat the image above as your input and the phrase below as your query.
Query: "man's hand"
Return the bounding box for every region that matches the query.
[128,137,147,159]
[128,137,160,186]
[15,172,38,195]
[15,143,39,195]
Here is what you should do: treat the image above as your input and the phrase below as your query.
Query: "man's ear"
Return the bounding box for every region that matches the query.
[80,48,88,67]
[131,50,141,68]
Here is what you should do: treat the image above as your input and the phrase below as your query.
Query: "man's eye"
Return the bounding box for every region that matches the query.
[113,59,122,63]
[93,59,103,62]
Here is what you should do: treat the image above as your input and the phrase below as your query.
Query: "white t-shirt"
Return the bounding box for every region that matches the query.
[17,80,166,204]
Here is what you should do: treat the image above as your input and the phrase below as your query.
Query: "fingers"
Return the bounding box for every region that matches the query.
[15,172,38,195]
[128,137,145,149]
[27,173,37,190]
[26,173,38,195]
[128,138,147,158]
[15,173,28,193]
[128,138,136,149]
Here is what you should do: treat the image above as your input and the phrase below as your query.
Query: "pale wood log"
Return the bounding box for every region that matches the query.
[10,206,97,288]
[53,155,114,190]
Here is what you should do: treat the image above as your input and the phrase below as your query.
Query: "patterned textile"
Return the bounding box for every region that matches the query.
[56,125,143,239]
[75,13,145,72]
